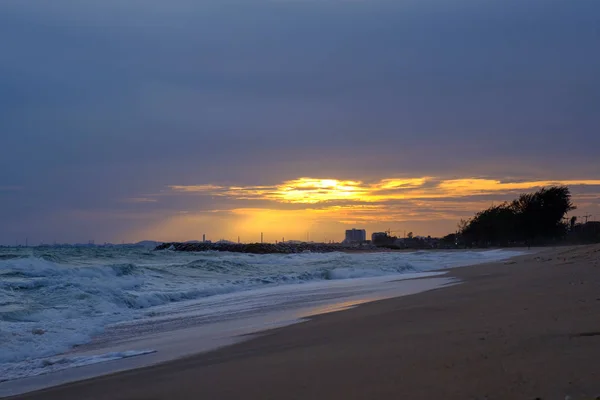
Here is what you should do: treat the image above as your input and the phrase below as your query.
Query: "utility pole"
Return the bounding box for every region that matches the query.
[238,236,240,244]
[582,214,592,224]
[261,232,263,244]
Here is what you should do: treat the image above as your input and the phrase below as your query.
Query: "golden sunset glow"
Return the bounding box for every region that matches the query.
[273,178,367,203]
[436,179,600,195]
[376,178,430,190]
[136,176,600,242]
[169,177,600,204]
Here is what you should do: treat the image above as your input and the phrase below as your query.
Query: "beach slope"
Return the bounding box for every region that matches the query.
[11,245,600,400]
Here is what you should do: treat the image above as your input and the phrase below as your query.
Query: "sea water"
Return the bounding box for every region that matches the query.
[0,246,523,391]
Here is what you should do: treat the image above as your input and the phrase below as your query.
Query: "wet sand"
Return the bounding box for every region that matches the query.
[11,245,600,400]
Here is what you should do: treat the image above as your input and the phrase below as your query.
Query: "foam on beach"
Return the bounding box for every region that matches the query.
[0,247,523,390]
[0,350,156,383]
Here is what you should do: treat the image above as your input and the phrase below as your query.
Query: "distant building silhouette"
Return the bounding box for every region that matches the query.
[371,232,388,242]
[344,229,366,244]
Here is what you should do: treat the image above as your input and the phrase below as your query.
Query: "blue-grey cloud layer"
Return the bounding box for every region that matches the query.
[1,0,599,243]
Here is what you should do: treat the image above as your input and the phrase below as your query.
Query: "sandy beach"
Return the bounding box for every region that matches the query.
[10,245,600,400]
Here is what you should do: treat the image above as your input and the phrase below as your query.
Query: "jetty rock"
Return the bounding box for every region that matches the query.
[154,242,379,254]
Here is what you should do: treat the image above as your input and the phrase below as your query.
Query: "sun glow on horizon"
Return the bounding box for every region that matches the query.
[128,176,600,242]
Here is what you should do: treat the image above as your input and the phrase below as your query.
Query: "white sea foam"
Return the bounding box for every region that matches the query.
[0,247,524,385]
[0,350,156,383]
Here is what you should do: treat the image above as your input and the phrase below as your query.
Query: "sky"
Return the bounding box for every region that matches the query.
[1,0,599,245]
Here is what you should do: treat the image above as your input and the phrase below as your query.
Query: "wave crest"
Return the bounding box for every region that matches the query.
[0,248,523,366]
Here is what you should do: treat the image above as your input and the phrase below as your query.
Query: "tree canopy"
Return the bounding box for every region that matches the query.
[459,186,575,247]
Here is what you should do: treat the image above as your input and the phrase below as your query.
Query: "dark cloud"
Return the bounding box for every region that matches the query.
[1,0,599,243]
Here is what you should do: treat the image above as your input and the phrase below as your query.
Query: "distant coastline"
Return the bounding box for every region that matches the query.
[154,241,384,254]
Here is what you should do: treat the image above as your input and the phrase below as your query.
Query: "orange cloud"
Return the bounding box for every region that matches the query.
[169,177,600,204]
[436,179,600,196]
[130,177,600,242]
[169,184,226,193]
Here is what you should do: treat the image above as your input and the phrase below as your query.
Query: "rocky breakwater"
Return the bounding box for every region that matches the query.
[154,242,379,254]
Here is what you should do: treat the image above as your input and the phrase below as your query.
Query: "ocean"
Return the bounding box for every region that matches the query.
[0,246,522,390]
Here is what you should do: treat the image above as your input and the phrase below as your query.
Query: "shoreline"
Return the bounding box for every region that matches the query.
[0,273,455,398]
[0,249,527,398]
[8,245,600,399]
[0,249,523,397]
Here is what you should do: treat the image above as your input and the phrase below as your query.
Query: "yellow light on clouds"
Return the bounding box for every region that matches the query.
[169,177,600,204]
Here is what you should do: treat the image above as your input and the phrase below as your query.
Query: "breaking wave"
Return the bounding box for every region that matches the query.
[0,247,522,373]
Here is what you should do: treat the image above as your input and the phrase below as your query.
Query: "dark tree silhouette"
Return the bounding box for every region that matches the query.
[460,203,518,246]
[570,216,578,231]
[511,186,575,245]
[459,186,575,247]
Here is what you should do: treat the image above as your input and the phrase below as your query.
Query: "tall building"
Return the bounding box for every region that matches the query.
[345,228,366,243]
